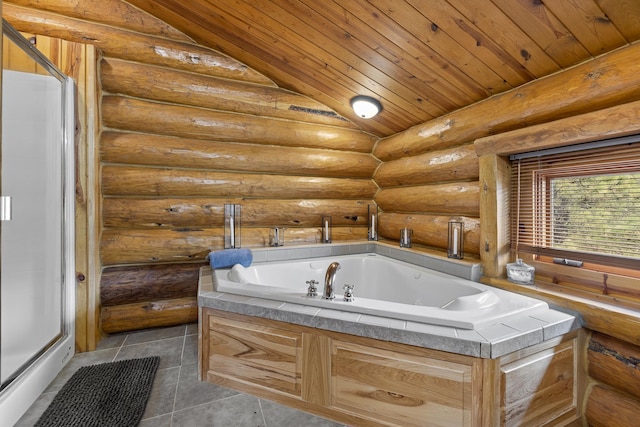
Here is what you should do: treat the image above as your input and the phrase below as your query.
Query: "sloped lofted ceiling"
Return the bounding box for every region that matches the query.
[127,0,640,138]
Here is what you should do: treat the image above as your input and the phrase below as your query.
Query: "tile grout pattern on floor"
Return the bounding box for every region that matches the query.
[15,324,346,426]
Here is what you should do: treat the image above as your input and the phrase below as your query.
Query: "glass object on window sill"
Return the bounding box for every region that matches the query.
[506,258,535,285]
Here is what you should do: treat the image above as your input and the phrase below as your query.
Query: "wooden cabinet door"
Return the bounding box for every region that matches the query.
[500,338,577,426]
[331,340,477,427]
[206,314,303,397]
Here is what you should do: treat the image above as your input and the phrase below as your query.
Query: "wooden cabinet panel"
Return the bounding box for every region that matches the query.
[500,338,577,426]
[201,308,579,427]
[331,340,475,427]
[207,315,302,397]
[302,333,331,406]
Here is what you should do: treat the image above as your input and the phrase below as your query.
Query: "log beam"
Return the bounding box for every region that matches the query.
[102,165,377,199]
[588,332,640,401]
[6,0,192,42]
[101,263,201,306]
[585,385,640,427]
[102,96,376,152]
[378,213,480,255]
[101,297,198,334]
[3,2,272,84]
[374,144,478,187]
[101,58,356,128]
[478,154,511,279]
[100,227,368,265]
[100,131,378,178]
[375,182,480,216]
[375,42,640,161]
[475,100,640,157]
[103,198,370,229]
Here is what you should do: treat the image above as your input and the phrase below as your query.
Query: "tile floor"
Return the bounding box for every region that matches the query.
[14,324,345,426]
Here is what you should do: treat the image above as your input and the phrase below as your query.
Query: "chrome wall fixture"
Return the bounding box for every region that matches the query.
[447,221,464,259]
[270,227,284,247]
[322,216,332,244]
[224,204,241,249]
[368,205,378,241]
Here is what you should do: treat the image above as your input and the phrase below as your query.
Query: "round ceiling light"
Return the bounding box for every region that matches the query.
[350,95,382,119]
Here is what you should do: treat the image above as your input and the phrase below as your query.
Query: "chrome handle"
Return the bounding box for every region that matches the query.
[306,280,319,297]
[343,284,354,302]
[0,196,12,221]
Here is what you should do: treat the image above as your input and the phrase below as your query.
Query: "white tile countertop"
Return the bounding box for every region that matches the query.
[198,243,581,359]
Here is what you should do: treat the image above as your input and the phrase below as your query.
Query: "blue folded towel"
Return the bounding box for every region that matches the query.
[208,248,253,269]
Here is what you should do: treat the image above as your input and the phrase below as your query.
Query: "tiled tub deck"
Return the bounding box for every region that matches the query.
[199,242,579,359]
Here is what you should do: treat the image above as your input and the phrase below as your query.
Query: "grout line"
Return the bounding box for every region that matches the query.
[180,330,187,361]
[258,399,269,427]
[170,327,190,423]
[170,364,181,425]
[168,393,245,421]
[173,330,188,415]
[112,335,126,361]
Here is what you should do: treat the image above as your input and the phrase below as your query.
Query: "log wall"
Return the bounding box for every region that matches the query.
[4,0,378,335]
[373,40,640,425]
[586,332,640,426]
[373,142,481,256]
[7,11,640,424]
[373,40,640,260]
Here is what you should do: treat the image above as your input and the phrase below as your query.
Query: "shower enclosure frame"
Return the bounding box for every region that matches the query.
[0,20,76,425]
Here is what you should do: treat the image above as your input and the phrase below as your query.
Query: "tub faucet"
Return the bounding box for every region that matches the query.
[324,262,341,300]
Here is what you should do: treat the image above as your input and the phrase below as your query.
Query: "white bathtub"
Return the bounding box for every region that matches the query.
[212,253,548,330]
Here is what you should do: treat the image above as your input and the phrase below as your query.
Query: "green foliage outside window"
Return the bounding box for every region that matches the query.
[551,173,640,259]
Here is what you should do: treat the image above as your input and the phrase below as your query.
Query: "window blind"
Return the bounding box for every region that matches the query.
[510,140,640,270]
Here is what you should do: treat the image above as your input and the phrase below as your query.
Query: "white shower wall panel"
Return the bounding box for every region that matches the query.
[1,70,63,384]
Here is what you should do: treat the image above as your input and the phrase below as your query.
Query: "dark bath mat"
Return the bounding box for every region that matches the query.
[35,356,160,427]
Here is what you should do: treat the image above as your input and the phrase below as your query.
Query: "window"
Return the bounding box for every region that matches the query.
[547,172,640,259]
[511,137,640,303]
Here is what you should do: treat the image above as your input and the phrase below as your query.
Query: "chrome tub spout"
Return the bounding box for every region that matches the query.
[324,262,341,300]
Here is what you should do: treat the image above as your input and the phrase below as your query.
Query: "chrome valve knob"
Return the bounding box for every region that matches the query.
[306,280,319,297]
[343,284,355,302]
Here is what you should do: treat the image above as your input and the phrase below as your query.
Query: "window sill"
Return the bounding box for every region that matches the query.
[482,277,640,347]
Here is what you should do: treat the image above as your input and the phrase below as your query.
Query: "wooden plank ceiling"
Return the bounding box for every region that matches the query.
[127,0,640,137]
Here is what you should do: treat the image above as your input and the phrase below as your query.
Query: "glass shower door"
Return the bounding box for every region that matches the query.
[0,24,75,425]
[0,68,64,385]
